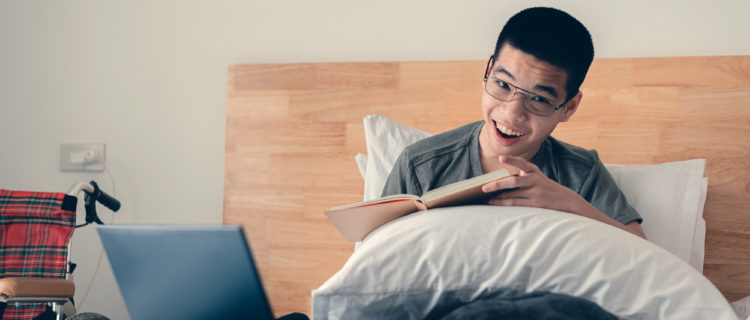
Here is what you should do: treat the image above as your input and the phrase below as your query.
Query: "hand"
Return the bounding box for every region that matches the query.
[481,155,582,213]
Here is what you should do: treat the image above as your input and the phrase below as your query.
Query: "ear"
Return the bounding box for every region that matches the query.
[559,91,583,122]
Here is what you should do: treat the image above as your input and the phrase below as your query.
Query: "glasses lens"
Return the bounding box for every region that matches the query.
[486,78,513,100]
[526,98,556,116]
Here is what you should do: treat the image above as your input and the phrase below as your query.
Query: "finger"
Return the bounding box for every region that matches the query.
[487,187,525,200]
[482,175,525,193]
[482,172,539,193]
[499,155,540,174]
[488,197,529,207]
[489,194,551,208]
[501,184,529,197]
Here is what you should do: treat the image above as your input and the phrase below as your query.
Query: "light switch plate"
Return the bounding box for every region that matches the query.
[60,142,106,171]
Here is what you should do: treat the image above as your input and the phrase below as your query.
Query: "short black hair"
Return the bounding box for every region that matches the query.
[493,7,594,100]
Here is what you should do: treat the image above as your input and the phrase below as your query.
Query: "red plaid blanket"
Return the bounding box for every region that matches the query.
[1,189,77,320]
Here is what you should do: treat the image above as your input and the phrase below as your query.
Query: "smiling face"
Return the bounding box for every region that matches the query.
[479,43,582,164]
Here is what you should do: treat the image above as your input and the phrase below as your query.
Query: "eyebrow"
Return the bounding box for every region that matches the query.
[494,67,559,99]
[533,84,559,99]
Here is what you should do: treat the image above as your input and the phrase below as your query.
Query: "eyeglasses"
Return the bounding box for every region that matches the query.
[483,58,573,117]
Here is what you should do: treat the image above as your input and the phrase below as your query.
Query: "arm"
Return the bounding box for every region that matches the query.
[482,156,646,239]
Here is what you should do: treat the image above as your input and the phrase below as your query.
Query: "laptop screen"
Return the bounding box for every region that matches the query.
[97,225,274,320]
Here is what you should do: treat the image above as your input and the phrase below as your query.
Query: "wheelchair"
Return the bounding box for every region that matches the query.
[0,181,120,320]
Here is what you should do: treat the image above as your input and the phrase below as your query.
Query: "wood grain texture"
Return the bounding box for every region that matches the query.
[224,57,750,315]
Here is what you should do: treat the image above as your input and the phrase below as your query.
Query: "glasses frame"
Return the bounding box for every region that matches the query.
[483,56,574,117]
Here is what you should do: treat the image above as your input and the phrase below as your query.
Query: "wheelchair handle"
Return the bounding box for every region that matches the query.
[68,181,120,212]
[68,180,121,227]
[88,181,121,212]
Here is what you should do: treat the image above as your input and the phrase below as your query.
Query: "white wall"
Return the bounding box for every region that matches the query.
[1,1,748,319]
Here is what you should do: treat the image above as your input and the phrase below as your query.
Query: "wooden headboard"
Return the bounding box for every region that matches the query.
[224,56,750,315]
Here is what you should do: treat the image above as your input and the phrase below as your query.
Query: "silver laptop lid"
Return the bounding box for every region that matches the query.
[97,225,274,320]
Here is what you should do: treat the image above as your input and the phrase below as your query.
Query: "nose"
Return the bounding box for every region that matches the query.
[503,91,529,118]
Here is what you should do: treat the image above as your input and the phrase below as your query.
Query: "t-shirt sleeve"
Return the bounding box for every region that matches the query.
[579,154,643,225]
[381,149,423,198]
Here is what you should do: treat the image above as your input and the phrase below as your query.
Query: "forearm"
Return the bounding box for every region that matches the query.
[565,193,646,239]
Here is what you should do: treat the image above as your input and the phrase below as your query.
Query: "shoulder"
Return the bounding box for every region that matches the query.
[535,136,604,184]
[543,136,600,168]
[402,121,482,166]
[384,121,481,196]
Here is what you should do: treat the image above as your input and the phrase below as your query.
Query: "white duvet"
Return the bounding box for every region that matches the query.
[313,206,738,319]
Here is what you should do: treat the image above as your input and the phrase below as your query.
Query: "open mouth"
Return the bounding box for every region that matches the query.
[495,121,526,139]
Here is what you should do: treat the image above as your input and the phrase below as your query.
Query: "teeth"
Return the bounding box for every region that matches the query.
[496,123,525,137]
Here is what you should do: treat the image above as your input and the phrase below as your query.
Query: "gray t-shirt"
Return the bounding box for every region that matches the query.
[381,121,642,225]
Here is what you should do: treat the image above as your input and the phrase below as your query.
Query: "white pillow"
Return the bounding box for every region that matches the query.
[362,114,432,201]
[354,152,367,180]
[605,161,707,272]
[312,206,736,319]
[356,114,708,270]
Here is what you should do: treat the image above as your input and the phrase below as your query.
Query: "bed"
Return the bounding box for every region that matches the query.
[223,56,750,318]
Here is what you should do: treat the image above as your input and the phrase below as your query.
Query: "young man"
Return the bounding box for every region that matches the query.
[381,7,645,238]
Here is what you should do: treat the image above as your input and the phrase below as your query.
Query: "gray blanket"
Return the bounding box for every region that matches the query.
[438,291,618,320]
[314,288,620,319]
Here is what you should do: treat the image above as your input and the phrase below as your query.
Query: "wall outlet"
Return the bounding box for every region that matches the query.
[60,143,106,171]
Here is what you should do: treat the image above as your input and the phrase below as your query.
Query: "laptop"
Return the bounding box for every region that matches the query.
[97,225,274,320]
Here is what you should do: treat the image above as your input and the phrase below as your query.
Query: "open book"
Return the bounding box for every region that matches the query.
[325,169,513,242]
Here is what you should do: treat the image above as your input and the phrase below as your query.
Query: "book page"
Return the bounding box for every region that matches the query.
[329,194,419,211]
[325,199,420,242]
